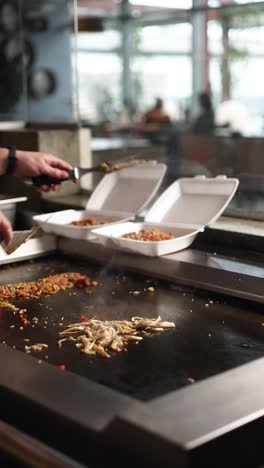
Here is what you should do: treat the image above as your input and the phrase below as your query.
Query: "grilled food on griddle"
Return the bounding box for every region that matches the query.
[0,272,95,314]
[59,316,175,358]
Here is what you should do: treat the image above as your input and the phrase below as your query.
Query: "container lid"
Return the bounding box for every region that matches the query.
[145,175,239,228]
[86,162,167,216]
[0,195,27,205]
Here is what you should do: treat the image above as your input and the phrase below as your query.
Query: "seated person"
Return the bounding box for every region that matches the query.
[141,98,171,126]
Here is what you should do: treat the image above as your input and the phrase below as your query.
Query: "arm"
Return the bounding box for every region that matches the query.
[0,148,73,245]
[0,148,72,192]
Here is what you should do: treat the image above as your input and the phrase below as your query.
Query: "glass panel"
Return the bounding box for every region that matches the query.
[208,20,223,55]
[130,0,192,9]
[75,22,121,122]
[208,4,264,135]
[132,55,192,117]
[0,0,262,221]
[76,51,121,122]
[139,23,192,53]
[76,29,121,51]
[201,2,264,220]
[130,22,192,117]
[208,0,264,5]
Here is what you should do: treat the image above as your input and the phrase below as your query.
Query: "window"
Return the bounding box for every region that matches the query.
[139,23,192,53]
[132,23,192,118]
[76,30,121,51]
[75,27,122,121]
[132,55,192,119]
[130,0,192,9]
[207,3,264,135]
[76,51,121,121]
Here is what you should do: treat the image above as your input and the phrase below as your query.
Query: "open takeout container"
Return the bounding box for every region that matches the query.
[0,234,56,265]
[33,162,167,240]
[92,176,239,256]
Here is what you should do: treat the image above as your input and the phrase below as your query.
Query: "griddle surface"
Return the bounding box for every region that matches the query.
[0,256,264,401]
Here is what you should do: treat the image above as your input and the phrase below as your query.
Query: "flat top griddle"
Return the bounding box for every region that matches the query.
[0,255,263,401]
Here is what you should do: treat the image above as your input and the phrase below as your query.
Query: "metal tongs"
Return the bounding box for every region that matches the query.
[30,157,147,187]
[1,214,53,255]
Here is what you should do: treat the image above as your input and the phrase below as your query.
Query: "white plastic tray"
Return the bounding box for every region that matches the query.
[33,162,166,240]
[92,176,239,257]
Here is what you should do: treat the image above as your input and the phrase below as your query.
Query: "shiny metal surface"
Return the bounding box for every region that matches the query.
[0,253,264,466]
[0,255,264,401]
[60,238,264,303]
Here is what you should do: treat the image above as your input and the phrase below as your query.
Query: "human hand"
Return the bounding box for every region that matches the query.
[0,212,13,246]
[14,151,72,192]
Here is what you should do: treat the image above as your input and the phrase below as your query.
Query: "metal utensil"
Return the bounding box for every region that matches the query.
[30,157,147,187]
[1,214,53,255]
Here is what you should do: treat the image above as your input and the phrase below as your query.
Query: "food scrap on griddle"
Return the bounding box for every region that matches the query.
[25,343,48,353]
[0,271,175,363]
[0,272,96,314]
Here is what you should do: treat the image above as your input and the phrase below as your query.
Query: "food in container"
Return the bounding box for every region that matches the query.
[122,228,174,241]
[69,218,104,227]
[93,176,239,256]
[33,163,166,240]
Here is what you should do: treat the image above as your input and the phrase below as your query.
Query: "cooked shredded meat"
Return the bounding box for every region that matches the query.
[122,228,174,241]
[0,272,95,314]
[69,219,103,227]
[59,316,175,358]
[100,159,146,173]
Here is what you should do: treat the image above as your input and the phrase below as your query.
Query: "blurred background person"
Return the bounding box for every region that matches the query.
[141,97,171,126]
[192,92,215,135]
[138,97,172,144]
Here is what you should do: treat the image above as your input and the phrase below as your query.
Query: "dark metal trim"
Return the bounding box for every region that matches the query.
[0,420,85,468]
[0,344,142,466]
[109,358,264,467]
[1,342,264,467]
[111,359,264,467]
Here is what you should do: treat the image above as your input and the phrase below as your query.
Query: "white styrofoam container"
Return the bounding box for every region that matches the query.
[0,234,56,265]
[33,162,166,240]
[92,176,239,257]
